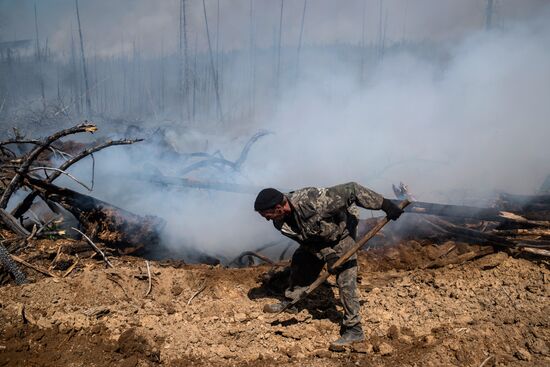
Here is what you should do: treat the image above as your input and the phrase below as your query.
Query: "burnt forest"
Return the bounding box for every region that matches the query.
[0,1,549,366]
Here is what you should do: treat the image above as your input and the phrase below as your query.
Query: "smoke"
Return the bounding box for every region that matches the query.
[7,3,550,261]
[245,12,550,202]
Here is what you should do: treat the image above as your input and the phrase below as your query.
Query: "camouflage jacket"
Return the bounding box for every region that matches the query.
[273,182,383,253]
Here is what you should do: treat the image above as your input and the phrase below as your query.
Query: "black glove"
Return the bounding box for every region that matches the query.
[324,252,340,275]
[381,198,404,221]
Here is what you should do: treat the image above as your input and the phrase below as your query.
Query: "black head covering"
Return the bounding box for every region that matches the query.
[254,188,284,211]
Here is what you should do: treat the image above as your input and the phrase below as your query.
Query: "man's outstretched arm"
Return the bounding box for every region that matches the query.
[328,182,403,220]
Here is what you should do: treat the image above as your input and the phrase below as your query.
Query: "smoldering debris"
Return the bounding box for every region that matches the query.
[0,123,162,277]
[0,123,279,281]
[1,123,549,286]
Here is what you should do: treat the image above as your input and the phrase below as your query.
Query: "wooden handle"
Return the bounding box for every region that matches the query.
[281,199,411,311]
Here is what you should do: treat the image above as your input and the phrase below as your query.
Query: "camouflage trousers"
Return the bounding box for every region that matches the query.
[285,236,361,327]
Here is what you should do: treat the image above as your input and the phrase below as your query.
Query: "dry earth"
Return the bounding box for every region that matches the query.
[0,241,549,367]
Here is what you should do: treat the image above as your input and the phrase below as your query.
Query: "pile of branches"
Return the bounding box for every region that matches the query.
[390,184,550,259]
[0,122,165,284]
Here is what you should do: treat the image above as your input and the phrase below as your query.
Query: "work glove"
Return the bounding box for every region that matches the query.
[381,198,404,221]
[324,252,340,275]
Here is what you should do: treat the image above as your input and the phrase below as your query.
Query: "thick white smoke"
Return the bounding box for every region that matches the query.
[247,14,550,201]
[55,9,550,260]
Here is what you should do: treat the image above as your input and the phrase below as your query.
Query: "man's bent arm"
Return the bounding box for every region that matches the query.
[328,182,384,210]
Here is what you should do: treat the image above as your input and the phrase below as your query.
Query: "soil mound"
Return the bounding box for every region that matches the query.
[1,242,549,366]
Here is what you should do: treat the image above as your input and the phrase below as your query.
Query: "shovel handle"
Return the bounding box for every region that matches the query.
[278,199,411,314]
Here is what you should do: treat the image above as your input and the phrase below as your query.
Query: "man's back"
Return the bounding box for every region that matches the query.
[274,182,384,246]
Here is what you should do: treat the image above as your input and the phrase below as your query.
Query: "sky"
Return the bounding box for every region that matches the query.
[1,0,549,57]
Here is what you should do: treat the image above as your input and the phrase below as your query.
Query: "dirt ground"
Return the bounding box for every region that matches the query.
[0,240,549,367]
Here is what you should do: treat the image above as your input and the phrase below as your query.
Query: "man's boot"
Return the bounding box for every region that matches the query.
[329,324,365,351]
[262,300,298,314]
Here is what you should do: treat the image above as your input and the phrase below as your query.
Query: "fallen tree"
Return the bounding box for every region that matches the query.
[25,176,165,255]
[389,183,550,256]
[0,123,155,282]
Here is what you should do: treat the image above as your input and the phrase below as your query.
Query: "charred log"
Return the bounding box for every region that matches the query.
[494,193,550,221]
[0,242,27,284]
[388,199,531,224]
[25,177,165,255]
[0,209,30,238]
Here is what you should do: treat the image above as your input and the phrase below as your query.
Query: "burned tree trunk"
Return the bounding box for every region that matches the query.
[75,0,92,115]
[0,243,27,285]
[494,193,550,221]
[26,178,165,255]
[0,209,30,238]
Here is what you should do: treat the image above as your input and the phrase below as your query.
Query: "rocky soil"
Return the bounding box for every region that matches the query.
[0,240,549,367]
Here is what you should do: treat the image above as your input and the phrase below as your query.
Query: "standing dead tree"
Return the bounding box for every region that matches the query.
[276,0,284,93]
[202,0,223,122]
[296,0,307,80]
[179,0,191,122]
[75,0,92,115]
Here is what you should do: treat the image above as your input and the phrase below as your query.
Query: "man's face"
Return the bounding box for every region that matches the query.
[259,204,286,221]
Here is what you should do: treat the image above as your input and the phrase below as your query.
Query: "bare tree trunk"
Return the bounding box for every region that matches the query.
[377,0,383,61]
[34,3,40,60]
[249,0,256,119]
[121,36,127,115]
[276,0,284,94]
[75,0,92,115]
[178,0,184,123]
[160,37,165,114]
[34,2,46,110]
[93,52,99,113]
[178,0,191,123]
[485,0,494,30]
[216,0,220,76]
[360,0,367,83]
[183,0,190,120]
[296,0,307,80]
[202,0,223,122]
[380,8,388,61]
[131,40,136,114]
[401,0,408,41]
[70,29,81,115]
[192,36,198,122]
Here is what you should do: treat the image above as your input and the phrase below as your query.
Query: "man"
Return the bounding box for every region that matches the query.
[254,182,403,349]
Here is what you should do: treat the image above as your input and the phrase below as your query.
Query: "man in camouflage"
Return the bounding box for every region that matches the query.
[254,182,403,348]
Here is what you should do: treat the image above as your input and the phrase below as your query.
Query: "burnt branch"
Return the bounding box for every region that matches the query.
[0,208,30,238]
[0,122,98,209]
[179,130,271,176]
[234,130,272,169]
[0,139,41,147]
[230,251,276,267]
[11,138,142,218]
[28,167,93,191]
[71,227,114,268]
